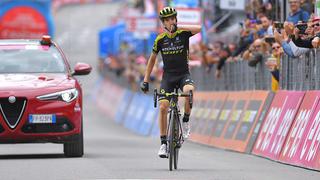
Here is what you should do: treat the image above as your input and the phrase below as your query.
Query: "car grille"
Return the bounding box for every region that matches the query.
[0,97,27,129]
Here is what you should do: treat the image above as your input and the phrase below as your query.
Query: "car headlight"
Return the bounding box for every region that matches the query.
[37,88,79,103]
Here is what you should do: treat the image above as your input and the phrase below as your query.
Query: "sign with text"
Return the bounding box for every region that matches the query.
[125,17,157,32]
[252,91,304,161]
[176,8,202,25]
[0,0,54,39]
[208,91,271,152]
[280,91,320,170]
[220,0,245,10]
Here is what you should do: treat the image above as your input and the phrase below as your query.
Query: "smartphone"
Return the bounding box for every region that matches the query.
[265,36,275,44]
[273,22,284,29]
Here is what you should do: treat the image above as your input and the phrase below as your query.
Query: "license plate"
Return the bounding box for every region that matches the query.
[29,114,56,123]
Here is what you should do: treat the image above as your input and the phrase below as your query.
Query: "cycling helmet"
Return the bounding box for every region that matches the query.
[159,7,177,19]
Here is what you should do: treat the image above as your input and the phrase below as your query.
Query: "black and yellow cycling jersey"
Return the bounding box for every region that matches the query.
[152,30,193,74]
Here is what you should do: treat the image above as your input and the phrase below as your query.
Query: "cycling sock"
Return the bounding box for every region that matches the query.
[183,113,190,122]
[160,135,167,145]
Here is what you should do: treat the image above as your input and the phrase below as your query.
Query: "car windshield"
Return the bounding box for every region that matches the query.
[0,45,66,73]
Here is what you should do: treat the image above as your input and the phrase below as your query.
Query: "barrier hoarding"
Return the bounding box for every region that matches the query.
[190,93,206,142]
[190,92,227,144]
[138,96,158,136]
[204,91,272,152]
[202,93,228,137]
[96,78,125,120]
[150,109,160,137]
[209,91,251,149]
[245,92,275,153]
[252,91,305,160]
[231,91,271,152]
[280,91,320,170]
[115,90,133,124]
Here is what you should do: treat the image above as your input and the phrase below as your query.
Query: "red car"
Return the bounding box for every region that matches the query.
[0,36,91,157]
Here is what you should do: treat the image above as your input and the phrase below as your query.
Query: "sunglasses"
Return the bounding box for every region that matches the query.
[312,23,320,28]
[272,46,281,50]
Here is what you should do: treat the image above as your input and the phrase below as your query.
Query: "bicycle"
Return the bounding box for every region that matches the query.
[153,88,193,171]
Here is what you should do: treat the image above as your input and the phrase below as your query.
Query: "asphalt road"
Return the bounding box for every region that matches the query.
[0,2,319,180]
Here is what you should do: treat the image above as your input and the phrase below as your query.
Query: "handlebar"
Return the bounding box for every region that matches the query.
[153,89,193,108]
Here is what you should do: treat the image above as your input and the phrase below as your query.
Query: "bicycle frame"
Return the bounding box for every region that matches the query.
[167,90,184,149]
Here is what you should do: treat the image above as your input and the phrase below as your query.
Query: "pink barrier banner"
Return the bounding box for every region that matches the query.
[252,91,304,160]
[280,91,320,170]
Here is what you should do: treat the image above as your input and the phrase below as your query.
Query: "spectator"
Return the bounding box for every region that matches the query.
[215,43,236,79]
[242,38,269,65]
[230,18,255,57]
[258,15,274,37]
[274,21,311,57]
[202,42,227,73]
[286,0,310,24]
[243,38,270,90]
[292,17,320,48]
[300,0,314,14]
[265,42,283,91]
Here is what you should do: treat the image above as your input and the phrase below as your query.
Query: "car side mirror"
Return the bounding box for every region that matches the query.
[72,63,92,76]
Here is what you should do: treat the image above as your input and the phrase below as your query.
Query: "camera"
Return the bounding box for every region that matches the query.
[296,23,308,35]
[273,21,284,33]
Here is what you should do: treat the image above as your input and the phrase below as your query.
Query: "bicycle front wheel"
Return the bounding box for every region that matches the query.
[173,112,180,170]
[168,110,176,171]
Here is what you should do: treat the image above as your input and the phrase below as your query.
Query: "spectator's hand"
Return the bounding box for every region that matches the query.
[274,29,283,43]
[215,69,221,79]
[293,27,300,39]
[312,37,320,48]
[226,57,234,62]
[284,21,294,36]
[140,82,149,93]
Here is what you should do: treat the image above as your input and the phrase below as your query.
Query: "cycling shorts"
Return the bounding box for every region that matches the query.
[159,73,194,101]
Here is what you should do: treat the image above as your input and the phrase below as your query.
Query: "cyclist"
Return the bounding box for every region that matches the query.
[140,7,201,158]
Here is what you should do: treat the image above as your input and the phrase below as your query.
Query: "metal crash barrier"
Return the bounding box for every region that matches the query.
[190,60,272,91]
[192,49,320,91]
[280,50,320,90]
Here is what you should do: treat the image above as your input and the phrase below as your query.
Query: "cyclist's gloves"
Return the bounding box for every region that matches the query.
[166,24,177,33]
[171,24,177,33]
[140,82,149,93]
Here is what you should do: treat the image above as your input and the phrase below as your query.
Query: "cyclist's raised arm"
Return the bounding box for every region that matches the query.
[177,24,201,35]
[143,52,157,83]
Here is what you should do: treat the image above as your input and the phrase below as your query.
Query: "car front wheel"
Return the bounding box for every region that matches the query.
[63,121,84,157]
